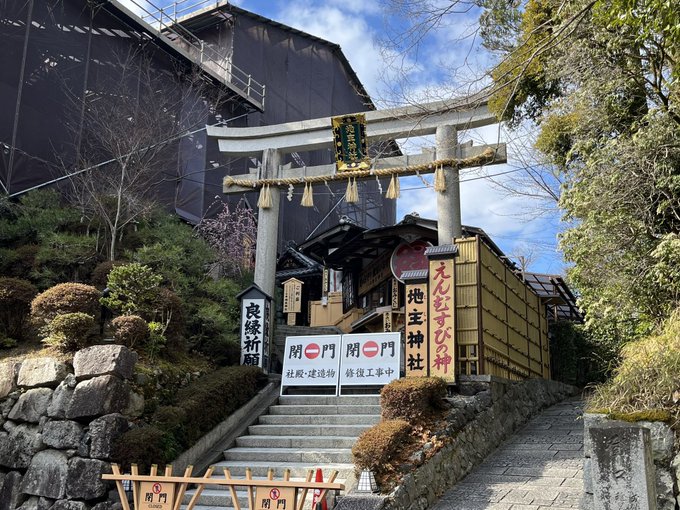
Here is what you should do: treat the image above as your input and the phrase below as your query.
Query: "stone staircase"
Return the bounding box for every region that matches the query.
[183,395,381,510]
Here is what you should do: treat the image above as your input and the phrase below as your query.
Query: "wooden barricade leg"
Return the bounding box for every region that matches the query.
[172,465,194,510]
[316,470,339,503]
[111,464,132,510]
[184,466,215,510]
[245,467,254,510]
[131,464,139,510]
[224,468,242,510]
[296,469,314,510]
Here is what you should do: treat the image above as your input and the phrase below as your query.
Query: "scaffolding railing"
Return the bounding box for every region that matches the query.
[119,0,265,110]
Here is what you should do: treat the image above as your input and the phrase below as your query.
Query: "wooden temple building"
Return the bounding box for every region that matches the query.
[275,214,581,381]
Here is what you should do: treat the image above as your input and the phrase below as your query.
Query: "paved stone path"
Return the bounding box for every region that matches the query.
[431,398,584,510]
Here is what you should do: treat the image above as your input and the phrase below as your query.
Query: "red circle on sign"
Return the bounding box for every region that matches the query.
[362,341,379,358]
[152,483,162,494]
[270,489,280,500]
[304,343,320,359]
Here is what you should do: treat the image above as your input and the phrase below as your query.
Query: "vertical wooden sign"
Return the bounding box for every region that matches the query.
[425,245,457,382]
[282,278,303,326]
[237,285,273,372]
[402,270,429,377]
[391,277,400,310]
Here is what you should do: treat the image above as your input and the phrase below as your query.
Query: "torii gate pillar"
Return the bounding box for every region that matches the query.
[253,148,281,298]
[436,125,462,243]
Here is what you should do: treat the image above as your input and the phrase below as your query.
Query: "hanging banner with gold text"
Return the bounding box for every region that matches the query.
[332,114,370,171]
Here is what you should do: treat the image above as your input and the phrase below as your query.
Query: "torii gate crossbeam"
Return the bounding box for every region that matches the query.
[207,95,507,302]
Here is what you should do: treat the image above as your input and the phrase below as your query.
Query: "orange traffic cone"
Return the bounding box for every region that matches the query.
[311,468,328,510]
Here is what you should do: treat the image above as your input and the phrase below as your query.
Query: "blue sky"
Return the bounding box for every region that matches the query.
[133,0,566,274]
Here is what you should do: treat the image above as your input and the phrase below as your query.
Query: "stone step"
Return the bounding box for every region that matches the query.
[258,414,380,426]
[224,447,353,464]
[278,396,380,406]
[268,404,381,416]
[236,435,358,449]
[211,461,355,479]
[184,485,338,508]
[248,424,372,437]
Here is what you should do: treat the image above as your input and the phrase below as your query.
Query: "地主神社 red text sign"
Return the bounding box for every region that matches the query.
[405,281,429,376]
[281,335,341,390]
[339,332,400,387]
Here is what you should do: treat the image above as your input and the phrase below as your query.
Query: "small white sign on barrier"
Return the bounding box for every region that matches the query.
[339,332,401,388]
[281,335,341,394]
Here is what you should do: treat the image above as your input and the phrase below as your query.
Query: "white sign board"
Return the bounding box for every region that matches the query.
[241,298,267,368]
[281,335,341,392]
[339,332,401,387]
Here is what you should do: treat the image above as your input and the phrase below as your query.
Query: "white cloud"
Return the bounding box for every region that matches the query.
[270,2,387,98]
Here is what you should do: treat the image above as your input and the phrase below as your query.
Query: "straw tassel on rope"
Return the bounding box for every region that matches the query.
[345,178,359,203]
[301,182,315,207]
[386,174,400,199]
[257,184,273,209]
[434,164,446,192]
[351,178,359,202]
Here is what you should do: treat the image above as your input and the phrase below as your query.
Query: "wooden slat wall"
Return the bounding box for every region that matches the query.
[471,238,547,380]
[454,238,480,376]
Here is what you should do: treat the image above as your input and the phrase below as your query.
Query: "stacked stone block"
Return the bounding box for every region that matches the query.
[0,346,140,510]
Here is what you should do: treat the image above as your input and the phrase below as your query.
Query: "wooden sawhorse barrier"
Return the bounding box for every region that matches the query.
[103,464,344,510]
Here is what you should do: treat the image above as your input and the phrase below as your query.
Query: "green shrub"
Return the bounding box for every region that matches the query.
[352,419,411,472]
[173,366,265,446]
[0,333,18,349]
[111,315,149,348]
[31,282,101,326]
[91,260,124,289]
[381,377,447,423]
[0,277,38,340]
[0,246,38,279]
[550,321,610,387]
[187,299,239,364]
[193,336,240,366]
[133,214,214,297]
[588,310,680,415]
[151,405,188,447]
[113,366,264,468]
[42,312,95,352]
[101,263,162,315]
[111,426,177,472]
[33,232,98,286]
[146,321,167,361]
[153,288,185,348]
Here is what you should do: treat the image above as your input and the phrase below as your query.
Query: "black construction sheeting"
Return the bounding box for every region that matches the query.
[0,0,243,215]
[1,0,395,251]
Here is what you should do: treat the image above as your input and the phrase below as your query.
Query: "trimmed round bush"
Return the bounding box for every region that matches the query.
[42,312,95,352]
[111,315,149,348]
[352,419,412,472]
[112,426,176,473]
[380,377,447,423]
[0,277,38,339]
[31,282,100,326]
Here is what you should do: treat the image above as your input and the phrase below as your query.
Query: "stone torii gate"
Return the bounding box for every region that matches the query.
[206,95,507,300]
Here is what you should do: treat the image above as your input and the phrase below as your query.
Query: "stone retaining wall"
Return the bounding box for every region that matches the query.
[0,346,141,510]
[341,377,577,510]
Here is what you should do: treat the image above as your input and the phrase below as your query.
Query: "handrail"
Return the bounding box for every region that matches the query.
[119,0,265,109]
